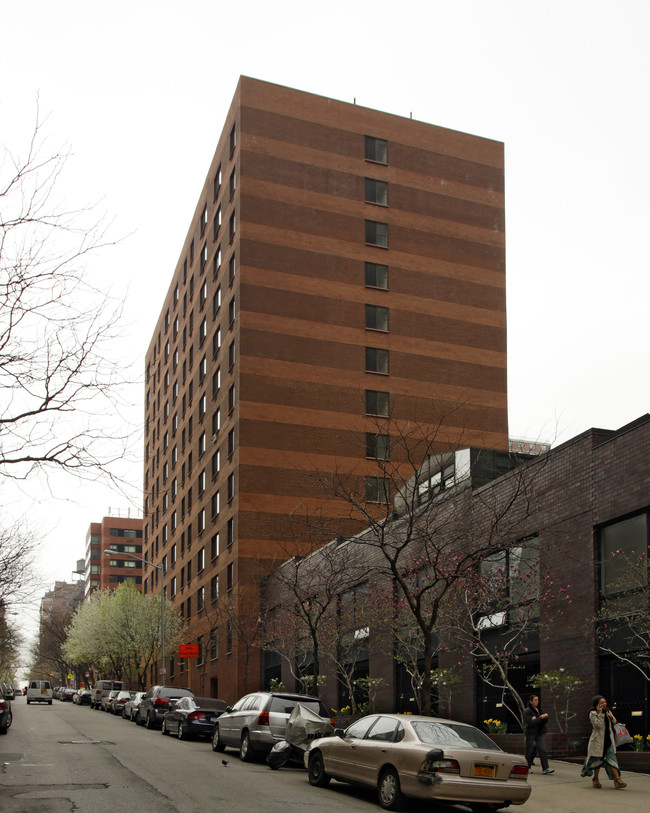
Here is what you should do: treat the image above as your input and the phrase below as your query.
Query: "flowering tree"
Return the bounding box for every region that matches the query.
[262,538,369,697]
[429,666,462,715]
[446,543,571,731]
[63,582,184,688]
[311,409,545,716]
[527,669,583,735]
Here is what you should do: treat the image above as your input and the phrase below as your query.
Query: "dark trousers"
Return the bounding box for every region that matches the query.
[525,732,549,770]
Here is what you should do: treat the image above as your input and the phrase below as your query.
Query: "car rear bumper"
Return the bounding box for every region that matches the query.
[186,720,217,737]
[401,772,531,805]
[248,727,277,753]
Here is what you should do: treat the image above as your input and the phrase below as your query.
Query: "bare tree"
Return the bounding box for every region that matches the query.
[29,608,81,686]
[597,547,650,683]
[190,586,263,696]
[446,540,568,731]
[262,538,368,698]
[0,521,38,608]
[0,610,22,681]
[305,407,542,716]
[0,106,130,483]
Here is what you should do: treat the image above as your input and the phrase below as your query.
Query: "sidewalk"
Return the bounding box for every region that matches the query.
[522,758,649,812]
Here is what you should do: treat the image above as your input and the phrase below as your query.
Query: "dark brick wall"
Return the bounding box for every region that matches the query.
[261,415,650,739]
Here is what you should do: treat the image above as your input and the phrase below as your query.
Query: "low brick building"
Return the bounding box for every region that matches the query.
[261,414,650,745]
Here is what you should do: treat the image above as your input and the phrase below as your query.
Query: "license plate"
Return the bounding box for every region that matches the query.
[474,765,496,778]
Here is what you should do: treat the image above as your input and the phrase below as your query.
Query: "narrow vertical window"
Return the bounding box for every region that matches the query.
[365,178,388,206]
[365,135,388,164]
[365,220,389,248]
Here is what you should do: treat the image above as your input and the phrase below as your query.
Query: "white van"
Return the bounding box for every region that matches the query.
[26,680,53,704]
[90,680,125,709]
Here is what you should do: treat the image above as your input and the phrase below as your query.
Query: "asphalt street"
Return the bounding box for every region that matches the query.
[1,696,648,812]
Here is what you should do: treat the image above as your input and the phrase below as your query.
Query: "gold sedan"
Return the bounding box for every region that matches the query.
[304,714,531,812]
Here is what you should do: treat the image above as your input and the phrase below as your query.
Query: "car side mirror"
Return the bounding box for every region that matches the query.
[425,748,444,761]
[225,706,233,713]
[335,728,346,738]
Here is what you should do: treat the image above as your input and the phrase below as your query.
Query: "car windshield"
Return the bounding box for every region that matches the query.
[411,721,500,751]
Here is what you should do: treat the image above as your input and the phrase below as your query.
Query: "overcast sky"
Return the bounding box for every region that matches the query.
[2,1,648,650]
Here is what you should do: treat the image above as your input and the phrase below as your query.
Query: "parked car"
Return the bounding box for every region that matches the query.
[90,680,125,710]
[123,691,146,721]
[111,690,135,716]
[26,680,53,705]
[304,714,531,812]
[2,683,15,701]
[61,687,77,702]
[211,691,334,762]
[73,689,92,705]
[0,696,12,734]
[162,696,227,740]
[137,686,194,729]
[101,690,119,712]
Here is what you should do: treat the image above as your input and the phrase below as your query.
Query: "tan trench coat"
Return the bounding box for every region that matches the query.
[587,709,617,758]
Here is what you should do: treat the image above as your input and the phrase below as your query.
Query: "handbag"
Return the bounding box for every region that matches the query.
[613,721,633,747]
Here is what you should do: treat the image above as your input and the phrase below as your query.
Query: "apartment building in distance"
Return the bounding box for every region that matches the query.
[84,515,144,596]
[40,581,84,624]
[143,76,508,700]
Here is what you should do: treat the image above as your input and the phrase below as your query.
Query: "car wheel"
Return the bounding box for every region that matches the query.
[0,726,6,735]
[307,751,330,787]
[378,768,405,811]
[211,724,226,752]
[136,710,144,726]
[177,723,185,740]
[470,805,502,813]
[26,699,30,705]
[239,731,255,762]
[161,720,168,735]
[48,700,52,705]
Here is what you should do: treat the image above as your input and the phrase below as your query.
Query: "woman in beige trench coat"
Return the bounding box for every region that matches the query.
[580,695,626,789]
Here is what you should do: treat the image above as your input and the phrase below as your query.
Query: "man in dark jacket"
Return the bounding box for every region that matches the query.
[524,694,554,774]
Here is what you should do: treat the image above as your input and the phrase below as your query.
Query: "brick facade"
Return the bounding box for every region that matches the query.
[143,77,509,701]
[261,415,650,742]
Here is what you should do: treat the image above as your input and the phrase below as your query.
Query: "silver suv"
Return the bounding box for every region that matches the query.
[211,692,333,761]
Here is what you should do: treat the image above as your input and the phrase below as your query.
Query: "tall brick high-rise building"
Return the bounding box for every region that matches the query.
[143,77,508,700]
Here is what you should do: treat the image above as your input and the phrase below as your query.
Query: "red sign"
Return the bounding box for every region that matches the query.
[179,644,199,658]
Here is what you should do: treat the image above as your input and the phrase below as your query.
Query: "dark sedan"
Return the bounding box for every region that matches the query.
[73,689,92,705]
[161,696,227,740]
[0,696,12,734]
[61,688,77,702]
